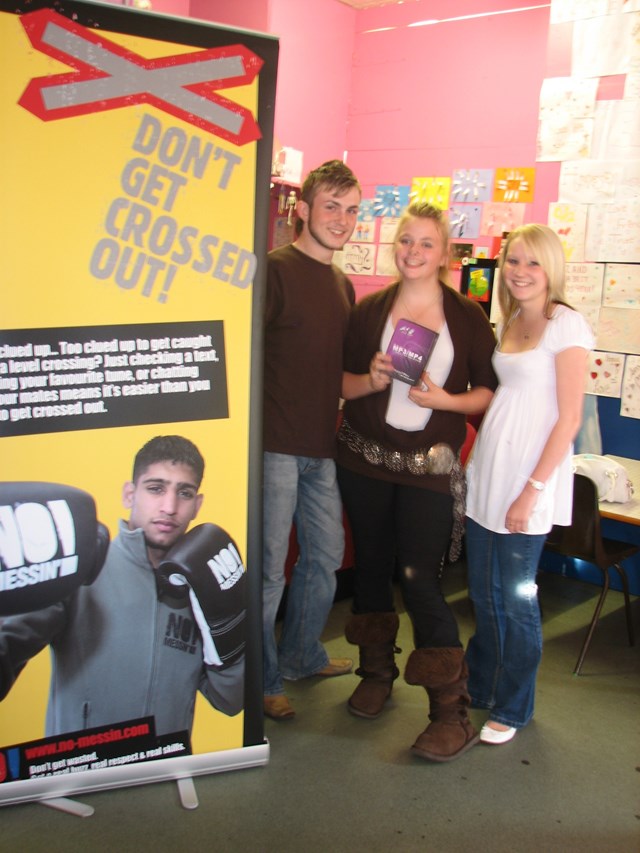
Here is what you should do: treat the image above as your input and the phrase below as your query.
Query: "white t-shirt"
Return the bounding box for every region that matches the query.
[466,305,594,534]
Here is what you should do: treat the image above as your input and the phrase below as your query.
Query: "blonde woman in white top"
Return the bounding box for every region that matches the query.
[465,224,594,745]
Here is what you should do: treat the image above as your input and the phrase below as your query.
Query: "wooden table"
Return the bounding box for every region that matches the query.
[598,455,640,526]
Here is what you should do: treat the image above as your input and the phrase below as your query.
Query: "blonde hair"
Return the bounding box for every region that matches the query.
[393,202,452,286]
[498,223,570,331]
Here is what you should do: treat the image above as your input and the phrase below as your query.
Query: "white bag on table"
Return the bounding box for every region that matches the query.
[572,454,634,503]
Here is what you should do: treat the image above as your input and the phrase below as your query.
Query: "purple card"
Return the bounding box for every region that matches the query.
[386,319,439,386]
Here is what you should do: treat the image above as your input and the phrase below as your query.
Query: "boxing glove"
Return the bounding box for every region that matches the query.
[0,482,109,616]
[159,523,246,669]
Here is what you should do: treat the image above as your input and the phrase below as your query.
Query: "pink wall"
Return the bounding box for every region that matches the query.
[268,0,356,168]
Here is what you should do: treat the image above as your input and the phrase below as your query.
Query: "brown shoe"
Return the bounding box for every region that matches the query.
[263,694,296,720]
[314,658,353,677]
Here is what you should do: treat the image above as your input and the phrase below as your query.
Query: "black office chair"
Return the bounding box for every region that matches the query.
[544,473,637,675]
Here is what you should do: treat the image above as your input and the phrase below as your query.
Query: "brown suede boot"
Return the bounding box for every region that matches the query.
[404,647,479,762]
[345,612,400,719]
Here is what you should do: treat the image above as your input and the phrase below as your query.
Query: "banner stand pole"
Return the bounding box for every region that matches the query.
[41,797,95,818]
[176,777,199,810]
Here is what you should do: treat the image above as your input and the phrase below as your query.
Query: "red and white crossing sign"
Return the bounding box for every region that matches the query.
[18,8,263,145]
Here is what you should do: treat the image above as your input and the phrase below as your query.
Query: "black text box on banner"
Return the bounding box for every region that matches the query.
[0,321,228,436]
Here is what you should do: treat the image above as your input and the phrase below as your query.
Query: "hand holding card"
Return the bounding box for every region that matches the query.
[386,319,439,386]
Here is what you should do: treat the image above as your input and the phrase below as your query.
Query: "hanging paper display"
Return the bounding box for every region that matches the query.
[451,169,493,203]
[548,202,588,262]
[480,202,526,237]
[493,168,536,203]
[336,242,377,276]
[358,199,376,221]
[409,177,451,209]
[585,351,625,397]
[621,355,640,419]
[379,216,401,243]
[373,185,409,217]
[448,204,482,239]
[375,243,397,277]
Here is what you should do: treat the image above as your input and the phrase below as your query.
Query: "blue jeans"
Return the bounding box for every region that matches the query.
[262,452,344,695]
[465,518,545,728]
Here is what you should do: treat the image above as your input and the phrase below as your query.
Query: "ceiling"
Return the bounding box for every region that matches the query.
[336,0,411,8]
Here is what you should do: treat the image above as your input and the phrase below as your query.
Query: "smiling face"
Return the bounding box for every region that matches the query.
[394,215,448,284]
[502,239,549,309]
[296,185,361,261]
[123,460,203,567]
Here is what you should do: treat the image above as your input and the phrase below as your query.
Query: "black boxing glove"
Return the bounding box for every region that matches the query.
[158,523,246,669]
[0,482,109,616]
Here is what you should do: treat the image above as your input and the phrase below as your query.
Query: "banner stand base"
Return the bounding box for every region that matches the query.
[41,797,95,818]
[176,777,199,810]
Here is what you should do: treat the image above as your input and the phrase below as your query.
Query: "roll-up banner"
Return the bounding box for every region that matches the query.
[0,0,276,806]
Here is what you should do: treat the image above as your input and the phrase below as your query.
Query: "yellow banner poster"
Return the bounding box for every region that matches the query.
[0,0,275,805]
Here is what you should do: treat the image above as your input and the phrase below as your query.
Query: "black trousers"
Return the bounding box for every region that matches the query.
[337,465,461,649]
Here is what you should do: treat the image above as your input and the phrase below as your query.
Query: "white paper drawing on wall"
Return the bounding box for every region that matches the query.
[595,306,640,354]
[558,160,622,202]
[379,216,400,244]
[603,263,640,308]
[585,200,640,263]
[620,354,640,418]
[339,242,377,276]
[572,12,639,78]
[565,261,605,332]
[585,350,625,396]
[375,243,397,277]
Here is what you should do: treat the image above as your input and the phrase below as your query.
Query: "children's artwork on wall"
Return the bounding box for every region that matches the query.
[586,199,640,263]
[375,244,397,277]
[590,100,640,162]
[451,169,493,203]
[409,177,451,209]
[479,203,525,237]
[373,185,409,217]
[548,202,588,262]
[536,116,594,161]
[596,306,640,355]
[585,351,625,397]
[559,159,622,203]
[565,262,605,333]
[352,220,376,242]
[602,263,640,308]
[450,242,474,270]
[624,71,640,99]
[337,242,377,276]
[621,355,640,419]
[572,11,640,78]
[379,216,400,243]
[550,0,609,25]
[539,77,598,122]
[493,168,536,203]
[448,205,482,239]
[358,199,376,222]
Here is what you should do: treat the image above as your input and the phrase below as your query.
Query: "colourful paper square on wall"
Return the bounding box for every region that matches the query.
[409,177,451,210]
[493,168,536,203]
[480,203,526,237]
[449,204,482,239]
[451,169,493,203]
[373,185,410,217]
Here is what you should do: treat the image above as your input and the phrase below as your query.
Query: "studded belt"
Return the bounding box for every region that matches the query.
[337,417,467,562]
